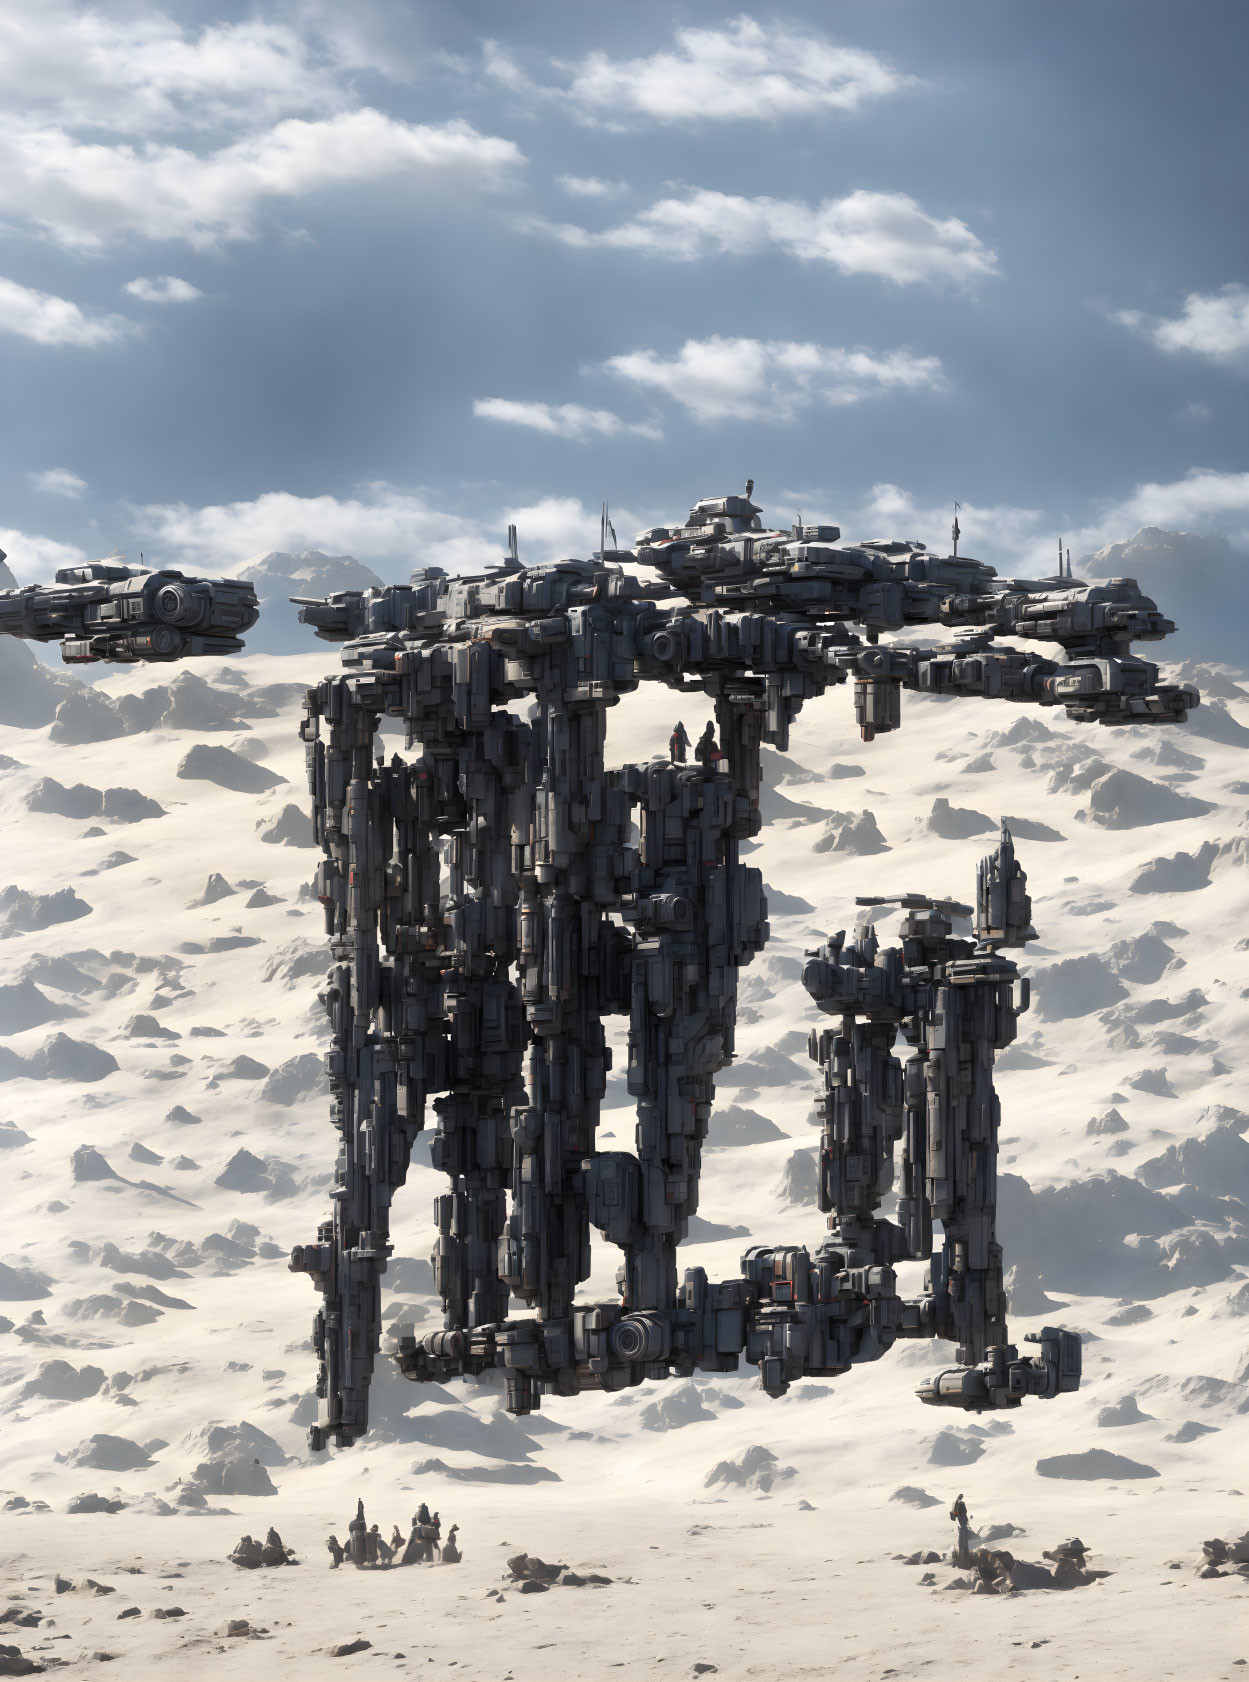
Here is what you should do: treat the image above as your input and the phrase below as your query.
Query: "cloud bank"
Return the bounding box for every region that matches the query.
[0,274,135,346]
[473,399,661,441]
[525,188,997,285]
[604,335,946,422]
[488,17,916,127]
[1115,284,1249,368]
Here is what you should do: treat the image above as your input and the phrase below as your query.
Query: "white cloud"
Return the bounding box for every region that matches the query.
[480,39,534,95]
[524,188,997,285]
[0,4,352,134]
[126,484,644,576]
[1107,467,1249,541]
[604,335,945,423]
[124,275,203,303]
[556,174,627,199]
[0,274,135,346]
[830,467,1249,576]
[28,467,88,499]
[25,466,1249,606]
[0,524,89,582]
[0,111,524,251]
[844,483,1047,568]
[473,398,661,441]
[1114,284,1249,368]
[490,17,915,127]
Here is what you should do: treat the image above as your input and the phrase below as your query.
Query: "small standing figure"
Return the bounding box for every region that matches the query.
[370,1523,394,1566]
[440,1524,461,1565]
[326,1534,344,1569]
[260,1526,290,1567]
[669,720,690,764]
[403,1502,440,1563]
[401,1503,431,1566]
[390,1525,404,1556]
[950,1493,972,1568]
[348,1498,369,1569]
[694,721,719,769]
[229,1535,263,1570]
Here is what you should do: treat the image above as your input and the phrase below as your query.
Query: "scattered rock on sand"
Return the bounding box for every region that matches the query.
[1105,929,1180,985]
[20,1359,105,1401]
[17,1035,118,1082]
[125,1013,180,1041]
[0,1640,44,1674]
[1124,1067,1175,1098]
[261,940,329,986]
[1105,1303,1153,1326]
[409,1458,559,1485]
[928,1430,986,1466]
[192,872,235,906]
[24,777,105,819]
[0,885,92,937]
[1136,1110,1249,1197]
[704,1445,795,1493]
[101,787,164,823]
[1095,1395,1154,1427]
[1166,1420,1220,1443]
[1077,767,1212,829]
[998,813,1065,842]
[777,1147,819,1206]
[891,1487,941,1509]
[1031,955,1127,1021]
[0,1261,52,1301]
[0,979,76,1034]
[49,687,128,744]
[924,797,996,840]
[705,1104,786,1147]
[191,1457,277,1498]
[1036,1448,1159,1480]
[66,1493,125,1514]
[1086,1108,1129,1136]
[65,1433,153,1472]
[639,1382,716,1432]
[71,1145,121,1182]
[214,1147,296,1199]
[813,809,889,855]
[217,1055,271,1081]
[97,1240,185,1279]
[259,1052,326,1106]
[258,804,317,846]
[176,743,287,793]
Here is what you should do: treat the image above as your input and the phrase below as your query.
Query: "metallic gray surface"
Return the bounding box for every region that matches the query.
[0,497,1198,1447]
[284,490,1193,1446]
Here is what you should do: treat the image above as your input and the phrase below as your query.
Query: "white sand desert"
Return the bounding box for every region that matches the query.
[0,620,1246,1680]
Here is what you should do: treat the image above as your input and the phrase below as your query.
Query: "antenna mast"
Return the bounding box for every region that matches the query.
[952,502,962,558]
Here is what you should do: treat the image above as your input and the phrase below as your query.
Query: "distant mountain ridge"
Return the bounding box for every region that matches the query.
[236,550,386,653]
[1080,527,1248,662]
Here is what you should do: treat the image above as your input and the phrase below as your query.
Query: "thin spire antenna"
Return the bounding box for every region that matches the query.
[507,523,518,564]
[952,501,962,558]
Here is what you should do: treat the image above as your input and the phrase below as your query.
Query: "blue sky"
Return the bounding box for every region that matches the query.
[2,1,1247,583]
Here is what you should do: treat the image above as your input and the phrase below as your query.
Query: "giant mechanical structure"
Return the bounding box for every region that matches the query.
[1,489,1200,1449]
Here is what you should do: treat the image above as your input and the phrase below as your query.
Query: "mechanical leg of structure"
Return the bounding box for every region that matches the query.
[0,490,1189,1447]
[277,487,1201,1445]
